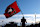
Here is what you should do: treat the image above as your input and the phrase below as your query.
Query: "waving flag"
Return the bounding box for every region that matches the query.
[4,1,20,18]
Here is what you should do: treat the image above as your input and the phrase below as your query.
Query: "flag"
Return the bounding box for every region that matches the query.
[4,1,20,18]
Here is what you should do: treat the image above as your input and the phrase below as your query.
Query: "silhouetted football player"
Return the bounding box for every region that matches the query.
[21,17,27,27]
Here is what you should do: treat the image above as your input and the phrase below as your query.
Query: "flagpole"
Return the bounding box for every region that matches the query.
[16,0,24,17]
[35,13,36,24]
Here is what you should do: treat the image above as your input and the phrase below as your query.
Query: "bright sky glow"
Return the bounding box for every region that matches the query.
[0,14,40,25]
